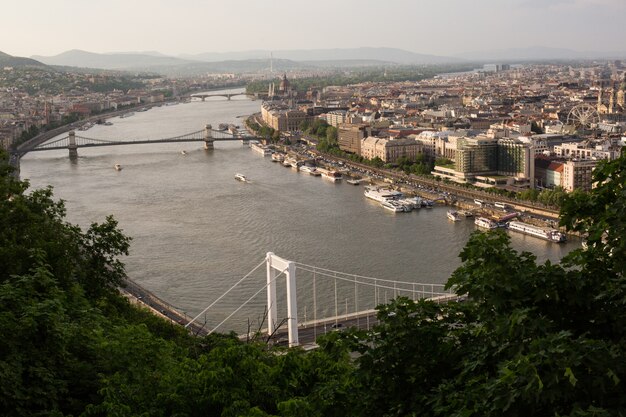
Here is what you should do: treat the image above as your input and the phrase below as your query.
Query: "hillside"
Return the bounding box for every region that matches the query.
[31,49,197,70]
[0,51,47,68]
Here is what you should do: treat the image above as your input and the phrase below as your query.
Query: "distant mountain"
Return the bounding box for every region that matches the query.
[28,47,461,76]
[31,49,197,70]
[181,47,461,65]
[0,51,47,68]
[455,46,626,61]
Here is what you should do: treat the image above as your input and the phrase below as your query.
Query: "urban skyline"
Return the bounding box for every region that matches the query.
[3,0,626,58]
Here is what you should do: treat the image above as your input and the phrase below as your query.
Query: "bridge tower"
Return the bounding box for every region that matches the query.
[204,124,214,150]
[68,131,78,159]
[266,252,299,347]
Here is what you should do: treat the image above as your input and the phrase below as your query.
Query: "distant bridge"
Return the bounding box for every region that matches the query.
[190,92,251,101]
[17,124,257,158]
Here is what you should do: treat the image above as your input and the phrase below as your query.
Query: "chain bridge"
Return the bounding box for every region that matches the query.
[18,124,257,158]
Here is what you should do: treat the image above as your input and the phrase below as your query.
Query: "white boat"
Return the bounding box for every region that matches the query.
[234,173,248,182]
[447,210,462,222]
[381,200,404,212]
[299,165,316,174]
[346,179,360,185]
[474,217,498,229]
[250,142,271,156]
[180,150,187,156]
[507,221,566,243]
[114,164,122,171]
[364,186,403,203]
[458,210,474,217]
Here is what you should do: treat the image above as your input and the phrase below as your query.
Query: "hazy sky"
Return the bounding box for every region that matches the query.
[3,0,625,57]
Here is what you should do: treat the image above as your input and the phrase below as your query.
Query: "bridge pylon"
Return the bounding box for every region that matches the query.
[266,252,298,347]
[68,131,78,159]
[204,124,214,150]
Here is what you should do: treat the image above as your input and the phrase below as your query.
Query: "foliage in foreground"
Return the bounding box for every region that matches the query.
[1,151,626,416]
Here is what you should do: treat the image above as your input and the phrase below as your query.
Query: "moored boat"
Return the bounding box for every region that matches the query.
[250,142,272,156]
[447,210,461,222]
[318,168,342,182]
[381,200,404,212]
[364,186,403,203]
[507,221,566,243]
[474,217,498,229]
[271,152,285,162]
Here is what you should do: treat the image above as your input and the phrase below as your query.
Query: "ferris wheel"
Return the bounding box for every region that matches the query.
[566,103,600,130]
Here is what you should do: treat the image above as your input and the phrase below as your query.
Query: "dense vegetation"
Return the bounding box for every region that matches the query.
[2,148,626,416]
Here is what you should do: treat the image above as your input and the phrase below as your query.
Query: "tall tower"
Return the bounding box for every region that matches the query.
[609,89,615,114]
[597,88,604,113]
[270,52,273,74]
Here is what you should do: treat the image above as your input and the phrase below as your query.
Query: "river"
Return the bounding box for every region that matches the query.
[19,89,580,333]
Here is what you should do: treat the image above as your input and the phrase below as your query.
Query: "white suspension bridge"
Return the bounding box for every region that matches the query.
[180,252,461,348]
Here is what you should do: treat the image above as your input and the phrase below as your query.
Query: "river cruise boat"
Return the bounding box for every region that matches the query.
[507,221,566,243]
[447,210,462,222]
[271,152,285,162]
[250,142,271,156]
[234,173,248,182]
[364,186,403,203]
[318,168,342,182]
[474,217,498,229]
[381,200,404,212]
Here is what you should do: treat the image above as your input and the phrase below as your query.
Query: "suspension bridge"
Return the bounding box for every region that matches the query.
[175,252,462,348]
[16,124,257,158]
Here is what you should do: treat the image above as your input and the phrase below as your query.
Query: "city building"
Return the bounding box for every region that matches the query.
[338,123,369,154]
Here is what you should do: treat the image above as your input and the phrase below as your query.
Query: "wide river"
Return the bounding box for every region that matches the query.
[20,89,579,332]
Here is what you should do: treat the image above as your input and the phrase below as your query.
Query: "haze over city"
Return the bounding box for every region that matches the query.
[3,0,626,58]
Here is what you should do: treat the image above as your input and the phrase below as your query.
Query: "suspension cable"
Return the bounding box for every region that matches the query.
[185,258,266,328]
[208,267,286,335]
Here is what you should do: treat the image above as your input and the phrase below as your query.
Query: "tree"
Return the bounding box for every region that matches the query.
[343,154,626,416]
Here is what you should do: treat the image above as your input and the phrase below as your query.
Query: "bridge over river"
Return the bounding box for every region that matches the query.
[9,124,258,175]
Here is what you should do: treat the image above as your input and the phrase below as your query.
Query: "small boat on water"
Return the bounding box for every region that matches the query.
[381,200,404,212]
[447,210,462,222]
[234,173,248,182]
[217,123,228,131]
[180,150,187,156]
[346,179,360,185]
[474,217,498,229]
[114,164,123,171]
[299,165,317,174]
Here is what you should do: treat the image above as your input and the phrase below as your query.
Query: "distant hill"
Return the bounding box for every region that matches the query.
[455,46,626,61]
[31,49,198,70]
[181,47,461,65]
[28,47,462,76]
[0,51,47,68]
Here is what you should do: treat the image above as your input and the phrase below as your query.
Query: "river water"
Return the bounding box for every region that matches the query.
[20,89,579,332]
